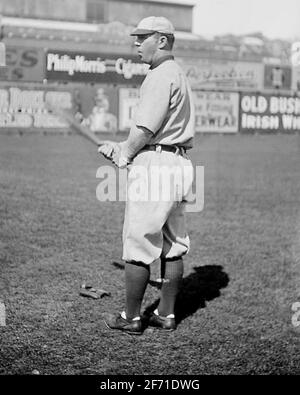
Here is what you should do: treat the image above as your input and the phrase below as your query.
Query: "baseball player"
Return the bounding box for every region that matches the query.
[99,16,195,334]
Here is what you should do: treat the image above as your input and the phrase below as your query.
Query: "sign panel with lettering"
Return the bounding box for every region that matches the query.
[177,58,264,91]
[46,51,149,84]
[240,93,300,132]
[291,42,300,67]
[193,91,239,133]
[74,85,118,133]
[0,46,44,82]
[0,87,72,128]
[292,66,300,91]
[0,84,120,132]
[264,65,292,90]
[118,88,139,131]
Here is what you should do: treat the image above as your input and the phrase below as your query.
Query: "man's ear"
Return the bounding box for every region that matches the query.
[158,35,168,49]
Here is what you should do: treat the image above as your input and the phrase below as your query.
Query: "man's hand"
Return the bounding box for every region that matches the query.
[98,141,130,168]
[98,141,117,160]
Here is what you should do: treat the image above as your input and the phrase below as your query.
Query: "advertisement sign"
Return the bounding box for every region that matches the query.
[46,51,149,84]
[177,58,263,91]
[0,43,5,67]
[0,87,72,128]
[240,93,300,132]
[74,85,118,133]
[264,65,292,90]
[0,46,44,82]
[118,88,139,131]
[291,42,300,67]
[292,66,300,91]
[193,91,239,133]
[0,84,119,132]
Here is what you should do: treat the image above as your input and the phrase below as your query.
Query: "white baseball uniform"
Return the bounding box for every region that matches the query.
[122,56,195,264]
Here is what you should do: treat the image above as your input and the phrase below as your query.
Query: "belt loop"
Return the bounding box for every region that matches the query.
[156,145,162,153]
[175,146,180,155]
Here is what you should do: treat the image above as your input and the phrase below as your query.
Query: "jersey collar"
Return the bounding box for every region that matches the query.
[149,55,174,70]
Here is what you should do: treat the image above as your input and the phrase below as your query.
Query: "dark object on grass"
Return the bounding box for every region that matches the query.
[112,261,125,270]
[80,284,111,299]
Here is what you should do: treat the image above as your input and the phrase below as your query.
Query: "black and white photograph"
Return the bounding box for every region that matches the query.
[0,0,300,379]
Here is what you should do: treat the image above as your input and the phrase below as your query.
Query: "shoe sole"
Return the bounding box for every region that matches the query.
[147,316,176,331]
[148,325,176,332]
[104,319,143,336]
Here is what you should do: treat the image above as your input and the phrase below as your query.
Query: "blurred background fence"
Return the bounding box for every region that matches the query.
[0,0,299,135]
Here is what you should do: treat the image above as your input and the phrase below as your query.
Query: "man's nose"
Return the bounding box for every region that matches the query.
[134,41,141,47]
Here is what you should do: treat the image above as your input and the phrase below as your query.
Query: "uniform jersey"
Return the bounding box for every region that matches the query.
[134,57,195,149]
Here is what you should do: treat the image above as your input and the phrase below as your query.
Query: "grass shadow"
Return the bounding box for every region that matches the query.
[144,265,229,325]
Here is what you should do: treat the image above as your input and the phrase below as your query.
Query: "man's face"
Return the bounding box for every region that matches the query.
[134,33,159,64]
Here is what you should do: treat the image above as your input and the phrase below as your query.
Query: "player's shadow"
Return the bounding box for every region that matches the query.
[144,265,230,324]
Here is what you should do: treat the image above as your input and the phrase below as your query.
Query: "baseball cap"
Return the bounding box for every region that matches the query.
[130,16,175,36]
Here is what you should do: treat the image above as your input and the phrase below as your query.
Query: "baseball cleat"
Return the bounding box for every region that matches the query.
[147,312,176,331]
[104,312,143,335]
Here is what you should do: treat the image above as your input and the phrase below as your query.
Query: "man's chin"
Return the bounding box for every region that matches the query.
[141,58,151,65]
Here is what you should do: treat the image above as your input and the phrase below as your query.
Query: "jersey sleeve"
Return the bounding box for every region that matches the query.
[134,72,172,134]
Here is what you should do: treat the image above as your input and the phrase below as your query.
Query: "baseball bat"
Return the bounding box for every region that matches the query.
[46,103,108,147]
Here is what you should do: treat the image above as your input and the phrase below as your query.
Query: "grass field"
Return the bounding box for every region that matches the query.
[0,132,300,375]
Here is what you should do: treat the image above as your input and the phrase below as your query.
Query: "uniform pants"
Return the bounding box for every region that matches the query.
[122,149,194,265]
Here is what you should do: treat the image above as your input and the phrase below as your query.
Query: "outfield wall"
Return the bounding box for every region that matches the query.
[0,42,299,134]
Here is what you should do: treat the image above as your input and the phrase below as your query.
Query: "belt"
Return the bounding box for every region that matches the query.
[142,144,187,155]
